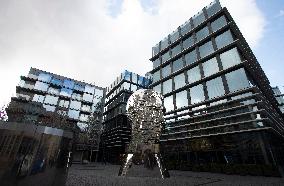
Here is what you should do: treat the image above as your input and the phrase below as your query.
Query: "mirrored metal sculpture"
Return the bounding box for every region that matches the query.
[118,89,170,178]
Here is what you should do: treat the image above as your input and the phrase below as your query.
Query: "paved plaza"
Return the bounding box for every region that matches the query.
[66,163,284,186]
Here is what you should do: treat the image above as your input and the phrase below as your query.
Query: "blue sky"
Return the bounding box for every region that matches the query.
[0,0,283,106]
[254,0,284,92]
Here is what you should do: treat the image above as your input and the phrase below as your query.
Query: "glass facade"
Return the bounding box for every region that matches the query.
[172,58,184,72]
[163,79,172,95]
[199,41,215,58]
[215,30,234,49]
[187,66,201,84]
[196,26,209,42]
[226,68,250,92]
[202,57,219,77]
[206,77,225,99]
[176,90,188,109]
[174,73,186,90]
[220,47,242,69]
[162,64,171,78]
[183,36,194,49]
[211,16,227,32]
[190,84,205,104]
[185,49,197,65]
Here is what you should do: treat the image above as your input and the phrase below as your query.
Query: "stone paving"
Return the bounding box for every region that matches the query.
[66,163,284,186]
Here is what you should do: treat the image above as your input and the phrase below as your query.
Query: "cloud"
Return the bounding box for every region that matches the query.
[276,10,284,17]
[0,0,266,105]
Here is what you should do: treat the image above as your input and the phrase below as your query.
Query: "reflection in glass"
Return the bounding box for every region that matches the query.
[187,66,201,84]
[226,68,250,92]
[196,26,209,42]
[206,1,221,18]
[161,37,169,51]
[68,109,80,119]
[172,58,183,72]
[202,57,219,77]
[85,85,95,94]
[60,88,72,97]
[70,100,82,110]
[33,94,45,103]
[83,93,93,102]
[163,79,172,95]
[183,36,194,50]
[51,78,62,86]
[44,95,59,105]
[193,11,205,27]
[34,81,49,91]
[164,95,174,112]
[174,73,186,90]
[211,16,227,32]
[171,43,182,57]
[63,79,75,89]
[48,87,60,95]
[185,49,197,65]
[206,77,225,99]
[220,48,242,70]
[176,90,188,109]
[199,41,214,58]
[181,22,191,36]
[153,58,160,69]
[170,30,180,42]
[59,99,69,108]
[124,70,131,81]
[190,84,205,104]
[153,84,162,94]
[138,76,144,85]
[162,64,171,78]
[161,51,171,63]
[43,104,56,112]
[215,30,234,49]
[74,84,85,92]
[38,73,52,83]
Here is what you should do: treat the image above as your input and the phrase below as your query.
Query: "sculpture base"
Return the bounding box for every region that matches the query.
[118,153,170,178]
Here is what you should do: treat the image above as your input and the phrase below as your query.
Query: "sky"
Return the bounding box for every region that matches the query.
[0,0,283,106]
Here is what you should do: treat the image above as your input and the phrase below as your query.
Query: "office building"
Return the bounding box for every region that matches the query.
[272,87,284,114]
[100,70,151,163]
[149,0,284,176]
[6,67,105,162]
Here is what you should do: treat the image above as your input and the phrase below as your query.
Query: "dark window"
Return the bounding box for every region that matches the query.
[196,26,209,42]
[183,35,194,49]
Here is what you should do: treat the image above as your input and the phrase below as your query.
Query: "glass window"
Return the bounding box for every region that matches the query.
[80,114,89,122]
[153,58,160,69]
[171,43,182,57]
[199,41,214,58]
[162,64,171,78]
[43,104,56,112]
[211,16,227,32]
[34,81,49,91]
[153,84,161,94]
[48,87,60,95]
[81,105,91,112]
[161,37,169,51]
[131,85,137,91]
[83,93,93,102]
[59,100,69,108]
[220,48,242,70]
[33,94,45,103]
[170,30,180,42]
[138,76,144,86]
[132,73,138,84]
[60,88,72,97]
[38,73,52,83]
[187,66,201,84]
[163,79,172,95]
[176,90,188,109]
[174,73,186,90]
[226,68,250,92]
[63,79,75,89]
[172,58,184,72]
[74,84,85,92]
[193,11,205,27]
[152,44,159,57]
[206,2,221,18]
[215,30,234,49]
[185,49,197,65]
[44,95,59,105]
[181,22,191,36]
[161,51,171,63]
[85,85,95,94]
[164,95,174,112]
[123,82,131,90]
[124,70,131,81]
[202,57,219,77]
[152,70,160,83]
[206,77,225,99]
[70,100,81,110]
[183,36,194,49]
[68,109,80,119]
[95,89,104,98]
[196,26,209,42]
[72,93,82,100]
[51,78,62,86]
[190,84,205,104]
